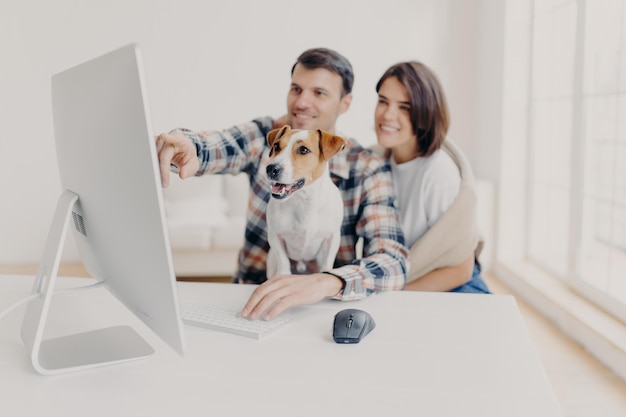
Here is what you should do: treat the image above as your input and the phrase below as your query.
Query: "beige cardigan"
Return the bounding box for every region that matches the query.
[372,140,483,282]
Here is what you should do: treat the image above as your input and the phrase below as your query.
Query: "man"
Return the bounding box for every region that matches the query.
[157,48,407,320]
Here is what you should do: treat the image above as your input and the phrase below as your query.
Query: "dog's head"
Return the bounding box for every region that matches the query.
[265,126,345,200]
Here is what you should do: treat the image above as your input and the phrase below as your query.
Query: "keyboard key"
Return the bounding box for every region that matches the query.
[179,302,290,339]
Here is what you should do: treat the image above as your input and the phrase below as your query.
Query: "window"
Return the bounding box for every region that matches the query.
[528,0,626,321]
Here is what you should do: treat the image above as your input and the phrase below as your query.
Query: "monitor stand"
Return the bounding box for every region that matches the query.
[20,190,155,375]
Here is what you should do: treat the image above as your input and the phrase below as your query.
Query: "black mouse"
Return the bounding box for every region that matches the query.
[332,309,375,344]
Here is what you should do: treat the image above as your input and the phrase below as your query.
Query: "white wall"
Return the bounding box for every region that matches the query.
[0,0,487,264]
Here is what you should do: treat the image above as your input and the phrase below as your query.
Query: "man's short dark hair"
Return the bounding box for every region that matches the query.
[291,48,354,96]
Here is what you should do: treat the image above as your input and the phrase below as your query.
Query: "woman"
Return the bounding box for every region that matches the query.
[374,61,490,293]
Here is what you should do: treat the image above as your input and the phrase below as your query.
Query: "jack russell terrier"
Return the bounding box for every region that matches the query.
[265,125,346,278]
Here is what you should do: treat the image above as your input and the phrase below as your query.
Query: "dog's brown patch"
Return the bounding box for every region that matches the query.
[266,126,346,187]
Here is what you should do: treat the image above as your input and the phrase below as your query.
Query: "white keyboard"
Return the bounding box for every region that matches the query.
[179,302,291,339]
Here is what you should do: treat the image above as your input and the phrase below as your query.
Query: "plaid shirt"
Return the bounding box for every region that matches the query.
[174,117,407,300]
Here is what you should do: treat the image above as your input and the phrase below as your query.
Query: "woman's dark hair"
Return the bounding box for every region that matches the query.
[376,61,449,157]
[292,48,354,97]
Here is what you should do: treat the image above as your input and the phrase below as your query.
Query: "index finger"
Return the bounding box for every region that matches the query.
[241,278,287,319]
[156,135,175,188]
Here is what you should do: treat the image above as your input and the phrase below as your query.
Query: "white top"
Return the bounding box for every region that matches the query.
[0,275,562,417]
[391,149,461,247]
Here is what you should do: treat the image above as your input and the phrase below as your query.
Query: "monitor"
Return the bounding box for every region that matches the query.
[20,44,186,375]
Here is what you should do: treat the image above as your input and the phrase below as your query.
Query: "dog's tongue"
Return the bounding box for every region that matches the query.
[272,183,287,194]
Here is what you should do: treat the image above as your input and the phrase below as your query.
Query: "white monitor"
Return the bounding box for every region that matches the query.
[21,44,186,375]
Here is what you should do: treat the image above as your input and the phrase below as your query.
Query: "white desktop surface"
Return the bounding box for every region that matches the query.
[0,275,562,417]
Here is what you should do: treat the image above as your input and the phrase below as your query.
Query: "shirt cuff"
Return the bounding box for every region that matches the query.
[325,264,366,301]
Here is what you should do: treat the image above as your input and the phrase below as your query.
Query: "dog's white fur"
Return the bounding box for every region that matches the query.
[265,126,345,278]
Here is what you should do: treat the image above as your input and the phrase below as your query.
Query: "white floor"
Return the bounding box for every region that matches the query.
[485,274,626,417]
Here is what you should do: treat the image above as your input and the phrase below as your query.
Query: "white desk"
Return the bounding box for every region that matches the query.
[0,275,562,416]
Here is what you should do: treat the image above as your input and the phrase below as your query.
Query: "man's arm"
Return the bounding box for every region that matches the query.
[240,150,408,321]
[156,117,274,186]
[328,152,408,299]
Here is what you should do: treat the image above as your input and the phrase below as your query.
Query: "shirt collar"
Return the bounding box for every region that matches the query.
[329,136,352,180]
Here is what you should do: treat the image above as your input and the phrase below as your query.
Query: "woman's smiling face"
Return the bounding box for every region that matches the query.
[375,76,418,163]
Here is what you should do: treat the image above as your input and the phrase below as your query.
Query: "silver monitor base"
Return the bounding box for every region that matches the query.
[20,190,154,375]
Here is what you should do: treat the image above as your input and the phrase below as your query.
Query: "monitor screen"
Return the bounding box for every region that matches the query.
[21,44,186,374]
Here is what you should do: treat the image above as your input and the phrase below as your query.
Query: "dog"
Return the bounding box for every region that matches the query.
[264,125,346,278]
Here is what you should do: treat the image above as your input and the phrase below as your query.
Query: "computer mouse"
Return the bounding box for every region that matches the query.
[332,308,375,344]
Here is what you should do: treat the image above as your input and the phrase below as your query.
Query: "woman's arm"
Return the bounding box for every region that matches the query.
[404,254,474,292]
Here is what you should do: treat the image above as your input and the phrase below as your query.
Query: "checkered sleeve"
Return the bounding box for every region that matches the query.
[329,152,408,300]
[170,117,274,282]
[171,117,273,176]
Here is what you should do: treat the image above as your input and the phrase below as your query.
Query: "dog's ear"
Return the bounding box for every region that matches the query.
[267,125,290,151]
[317,129,346,161]
[267,125,291,157]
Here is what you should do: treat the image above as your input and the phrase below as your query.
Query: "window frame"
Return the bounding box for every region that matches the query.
[526,0,626,324]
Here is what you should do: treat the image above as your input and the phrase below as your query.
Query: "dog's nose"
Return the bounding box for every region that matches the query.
[266,164,283,180]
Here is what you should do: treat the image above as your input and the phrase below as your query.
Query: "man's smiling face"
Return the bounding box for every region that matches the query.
[286,63,352,133]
